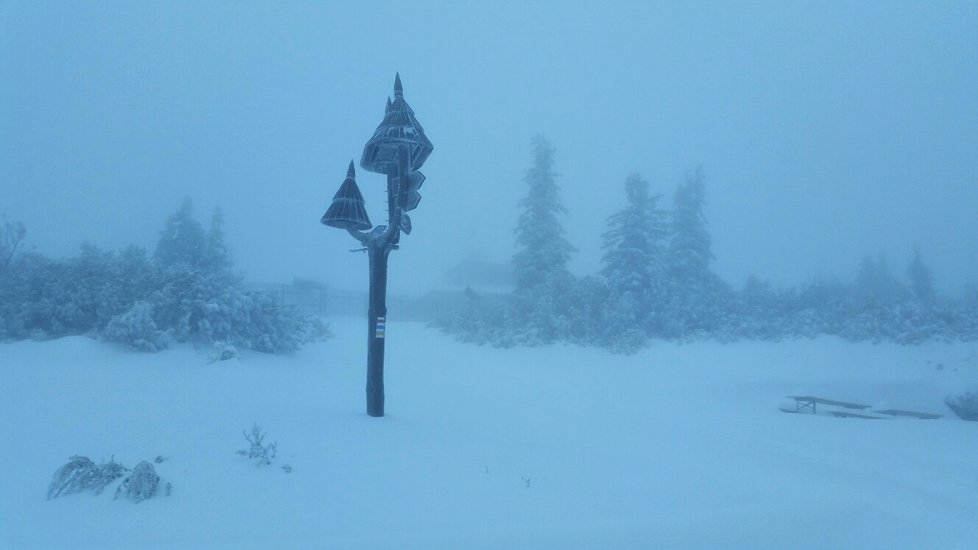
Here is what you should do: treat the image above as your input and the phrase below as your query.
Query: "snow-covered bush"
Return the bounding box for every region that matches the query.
[435,293,520,348]
[208,341,239,362]
[104,301,171,351]
[0,201,328,354]
[143,200,328,354]
[224,291,327,354]
[47,456,128,499]
[945,390,978,421]
[238,423,277,466]
[114,461,160,503]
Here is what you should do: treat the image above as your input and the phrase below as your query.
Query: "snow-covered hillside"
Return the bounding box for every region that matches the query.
[2,318,977,549]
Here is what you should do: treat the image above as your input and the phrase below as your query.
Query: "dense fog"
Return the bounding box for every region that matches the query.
[2,1,977,296]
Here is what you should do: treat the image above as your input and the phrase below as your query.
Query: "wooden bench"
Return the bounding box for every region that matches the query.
[787,396,871,415]
[827,410,884,419]
[874,409,943,420]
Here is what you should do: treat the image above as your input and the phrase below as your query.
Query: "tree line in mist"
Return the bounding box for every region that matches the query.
[436,136,978,353]
[0,200,326,354]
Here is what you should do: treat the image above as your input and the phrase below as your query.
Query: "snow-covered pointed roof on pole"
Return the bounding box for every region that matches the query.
[321,161,372,231]
[361,73,433,174]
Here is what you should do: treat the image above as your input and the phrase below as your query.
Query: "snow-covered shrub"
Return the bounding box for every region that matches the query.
[208,341,239,362]
[607,327,646,355]
[237,423,277,466]
[47,456,128,499]
[226,291,328,354]
[435,293,519,347]
[47,456,96,499]
[103,301,170,351]
[114,461,160,503]
[945,391,978,421]
[143,200,328,354]
[0,202,328,353]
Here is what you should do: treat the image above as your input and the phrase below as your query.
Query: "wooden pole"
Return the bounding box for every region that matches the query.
[363,145,408,417]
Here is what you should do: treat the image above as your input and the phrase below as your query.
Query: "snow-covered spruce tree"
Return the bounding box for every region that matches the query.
[103,199,326,353]
[511,136,577,344]
[667,168,711,284]
[154,197,206,268]
[736,275,790,341]
[151,198,219,342]
[513,136,575,290]
[896,247,942,342]
[907,246,935,304]
[898,247,970,343]
[840,254,911,342]
[791,276,847,338]
[663,168,732,339]
[202,207,232,274]
[599,173,668,350]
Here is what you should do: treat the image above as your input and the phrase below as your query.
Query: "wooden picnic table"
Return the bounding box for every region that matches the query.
[874,409,943,420]
[827,410,884,419]
[788,396,871,414]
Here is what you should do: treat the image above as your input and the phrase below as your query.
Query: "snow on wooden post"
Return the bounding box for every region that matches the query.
[321,74,433,417]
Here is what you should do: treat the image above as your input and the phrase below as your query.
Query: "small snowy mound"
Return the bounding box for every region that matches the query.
[945,389,978,420]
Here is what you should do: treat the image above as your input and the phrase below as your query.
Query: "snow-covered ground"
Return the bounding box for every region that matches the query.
[2,318,977,549]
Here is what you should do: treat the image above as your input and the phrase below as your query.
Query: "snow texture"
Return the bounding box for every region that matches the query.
[4,319,978,548]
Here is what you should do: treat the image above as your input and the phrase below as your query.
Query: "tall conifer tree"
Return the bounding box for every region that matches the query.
[511,135,577,344]
[664,168,731,336]
[668,167,713,284]
[907,246,935,303]
[155,197,205,268]
[512,135,575,292]
[601,173,668,340]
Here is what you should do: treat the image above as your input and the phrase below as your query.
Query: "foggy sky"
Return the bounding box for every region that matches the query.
[2,1,977,296]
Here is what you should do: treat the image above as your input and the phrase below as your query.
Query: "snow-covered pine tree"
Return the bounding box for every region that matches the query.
[851,254,908,309]
[513,135,575,292]
[152,198,208,340]
[663,168,731,337]
[667,167,713,285]
[906,246,935,303]
[142,199,324,352]
[202,207,232,274]
[154,197,206,269]
[600,173,668,346]
[840,254,912,342]
[738,274,782,340]
[801,275,855,337]
[511,136,577,344]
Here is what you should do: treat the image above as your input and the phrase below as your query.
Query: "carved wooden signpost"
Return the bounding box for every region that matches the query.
[321,74,433,417]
